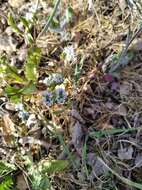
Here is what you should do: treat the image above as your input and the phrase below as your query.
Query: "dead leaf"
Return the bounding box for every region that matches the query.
[16,173,28,190]
[71,121,83,155]
[0,34,17,53]
[88,0,94,11]
[91,156,108,177]
[111,82,119,91]
[118,146,133,160]
[87,154,108,178]
[5,103,15,111]
[2,114,16,144]
[87,153,97,166]
[105,102,114,110]
[131,39,142,51]
[19,136,50,150]
[117,104,127,116]
[101,123,113,130]
[70,109,85,124]
[134,153,142,168]
[120,82,132,96]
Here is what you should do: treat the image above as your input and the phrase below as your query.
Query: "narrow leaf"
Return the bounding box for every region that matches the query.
[20,16,30,31]
[5,85,21,95]
[8,13,22,35]
[6,65,25,83]
[25,47,41,82]
[40,160,68,174]
[0,176,14,190]
[66,6,74,23]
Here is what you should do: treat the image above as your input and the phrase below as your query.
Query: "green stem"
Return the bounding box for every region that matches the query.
[89,127,142,138]
[37,0,61,38]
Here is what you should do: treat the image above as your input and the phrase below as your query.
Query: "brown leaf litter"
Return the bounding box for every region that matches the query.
[69,50,142,188]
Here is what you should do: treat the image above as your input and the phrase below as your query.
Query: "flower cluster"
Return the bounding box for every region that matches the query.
[63,45,76,62]
[26,114,37,128]
[18,110,29,121]
[42,91,54,107]
[55,86,67,104]
[25,3,38,20]
[15,103,38,128]
[42,85,67,106]
[15,103,29,122]
[43,73,63,86]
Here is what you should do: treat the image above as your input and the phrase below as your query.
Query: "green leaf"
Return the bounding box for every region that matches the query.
[25,33,34,44]
[10,95,22,104]
[40,160,68,174]
[20,16,30,31]
[0,176,14,190]
[66,6,74,23]
[31,173,50,190]
[39,175,50,190]
[7,13,22,35]
[0,54,24,84]
[6,65,25,84]
[21,83,37,94]
[4,85,22,103]
[50,17,60,29]
[25,47,41,82]
[0,161,16,177]
[5,85,21,95]
[74,56,85,84]
[38,0,61,37]
[89,127,141,138]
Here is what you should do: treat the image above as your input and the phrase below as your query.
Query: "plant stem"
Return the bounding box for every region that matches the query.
[37,0,61,38]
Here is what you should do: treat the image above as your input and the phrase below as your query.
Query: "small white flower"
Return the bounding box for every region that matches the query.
[26,114,37,128]
[60,30,71,42]
[18,111,29,121]
[25,12,33,20]
[42,75,52,86]
[29,4,38,13]
[63,45,76,62]
[88,0,94,11]
[52,73,63,84]
[15,103,24,111]
[25,4,38,20]
[43,73,63,86]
